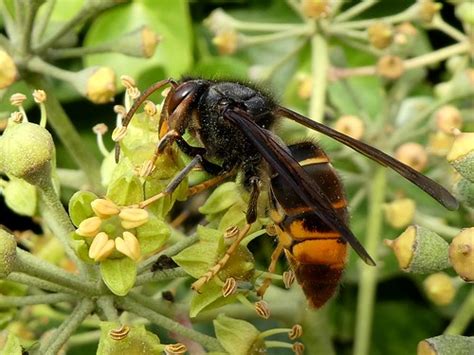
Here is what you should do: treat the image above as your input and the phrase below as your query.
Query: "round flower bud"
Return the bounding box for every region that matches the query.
[0,228,17,278]
[0,122,54,185]
[301,0,330,19]
[416,0,442,23]
[297,75,312,100]
[427,131,454,157]
[334,115,365,140]
[453,177,474,208]
[395,142,428,172]
[86,67,116,104]
[418,335,474,355]
[376,55,405,79]
[423,272,456,305]
[0,49,18,89]
[367,22,393,49]
[383,198,416,229]
[448,227,473,282]
[455,2,474,25]
[212,30,239,55]
[447,132,474,182]
[435,105,463,134]
[385,225,450,273]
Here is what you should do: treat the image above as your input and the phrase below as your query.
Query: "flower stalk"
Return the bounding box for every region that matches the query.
[354,167,386,355]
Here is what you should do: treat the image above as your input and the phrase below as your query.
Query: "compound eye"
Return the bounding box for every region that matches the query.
[168,82,196,113]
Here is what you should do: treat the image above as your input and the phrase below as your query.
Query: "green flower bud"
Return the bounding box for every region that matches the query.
[0,122,54,186]
[447,133,474,182]
[383,198,416,229]
[0,228,17,278]
[417,335,474,355]
[423,272,456,305]
[385,225,450,273]
[0,49,18,89]
[367,22,393,49]
[449,227,474,282]
[71,67,116,104]
[114,26,161,58]
[455,2,474,25]
[2,177,37,216]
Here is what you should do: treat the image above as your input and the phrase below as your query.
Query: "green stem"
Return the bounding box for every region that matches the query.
[430,14,468,43]
[15,248,100,296]
[301,307,336,355]
[134,268,188,286]
[24,74,103,191]
[47,43,117,59]
[36,170,84,268]
[39,298,95,355]
[32,0,56,43]
[259,328,292,339]
[260,40,308,82]
[309,31,329,124]
[444,289,474,335]
[353,167,386,355]
[404,42,470,71]
[335,4,417,29]
[56,168,88,190]
[71,330,103,348]
[240,26,311,47]
[265,340,293,349]
[233,20,301,32]
[19,0,42,56]
[7,272,79,294]
[118,297,224,352]
[334,0,378,23]
[68,330,102,347]
[33,1,118,54]
[137,234,198,274]
[0,293,77,308]
[96,295,118,321]
[0,1,16,40]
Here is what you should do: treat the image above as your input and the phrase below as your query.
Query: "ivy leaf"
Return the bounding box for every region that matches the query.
[100,258,137,296]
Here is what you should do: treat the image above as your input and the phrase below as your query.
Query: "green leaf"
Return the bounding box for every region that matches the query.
[106,174,143,206]
[97,322,163,354]
[199,182,244,215]
[100,258,137,296]
[3,177,37,216]
[68,190,98,226]
[84,0,192,79]
[193,57,249,80]
[136,215,170,255]
[172,225,224,278]
[0,332,22,355]
[213,315,262,355]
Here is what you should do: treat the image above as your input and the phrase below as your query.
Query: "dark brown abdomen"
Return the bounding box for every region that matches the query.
[269,141,348,308]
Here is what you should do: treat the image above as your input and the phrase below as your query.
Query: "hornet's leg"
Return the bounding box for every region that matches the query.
[257,241,285,297]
